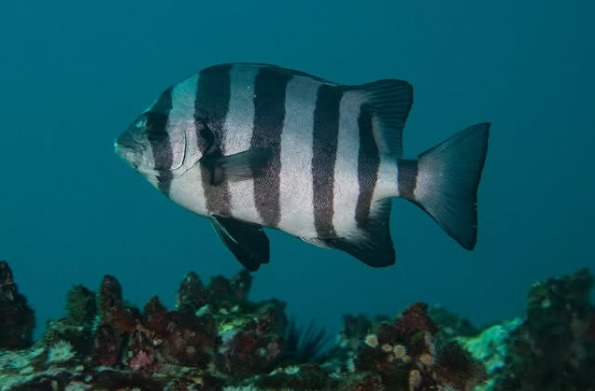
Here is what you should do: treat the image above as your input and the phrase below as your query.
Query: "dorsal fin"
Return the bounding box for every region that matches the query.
[354,79,413,157]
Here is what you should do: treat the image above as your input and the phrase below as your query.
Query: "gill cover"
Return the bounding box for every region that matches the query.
[142,87,187,174]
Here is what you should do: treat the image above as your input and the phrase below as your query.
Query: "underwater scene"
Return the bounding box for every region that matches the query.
[1,1,594,390]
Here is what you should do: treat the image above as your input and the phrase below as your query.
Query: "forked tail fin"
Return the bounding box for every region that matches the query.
[399,123,490,249]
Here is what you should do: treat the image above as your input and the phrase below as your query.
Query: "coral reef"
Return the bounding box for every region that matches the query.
[462,268,595,391]
[331,303,486,391]
[1,260,594,390]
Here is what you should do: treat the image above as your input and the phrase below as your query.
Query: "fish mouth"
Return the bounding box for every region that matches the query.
[114,142,132,160]
[115,131,144,154]
[114,132,145,170]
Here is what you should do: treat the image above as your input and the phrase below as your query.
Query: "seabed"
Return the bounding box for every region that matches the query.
[1,260,594,391]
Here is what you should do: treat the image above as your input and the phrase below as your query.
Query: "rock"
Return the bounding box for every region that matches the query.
[0,261,35,349]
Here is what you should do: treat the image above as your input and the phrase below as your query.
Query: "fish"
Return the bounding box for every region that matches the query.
[115,63,489,271]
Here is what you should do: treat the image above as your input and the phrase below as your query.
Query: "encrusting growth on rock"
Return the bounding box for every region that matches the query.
[0,260,594,390]
[462,268,595,391]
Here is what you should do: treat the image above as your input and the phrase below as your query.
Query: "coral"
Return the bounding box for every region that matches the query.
[40,284,98,359]
[214,298,286,378]
[460,318,523,376]
[428,305,479,339]
[1,259,593,391]
[253,364,335,390]
[344,302,486,391]
[65,285,97,324]
[335,313,375,352]
[471,268,595,391]
[176,271,207,313]
[0,263,297,389]
[0,261,35,349]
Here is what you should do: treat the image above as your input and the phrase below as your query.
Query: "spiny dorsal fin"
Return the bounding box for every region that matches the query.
[354,79,413,157]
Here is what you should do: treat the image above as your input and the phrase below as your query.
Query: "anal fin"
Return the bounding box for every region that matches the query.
[319,200,395,267]
[211,216,270,271]
[299,237,332,249]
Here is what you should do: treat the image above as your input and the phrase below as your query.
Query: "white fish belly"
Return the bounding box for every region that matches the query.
[169,165,209,217]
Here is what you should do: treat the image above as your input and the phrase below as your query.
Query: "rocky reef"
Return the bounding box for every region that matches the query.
[0,261,35,350]
[0,259,594,390]
[460,267,595,391]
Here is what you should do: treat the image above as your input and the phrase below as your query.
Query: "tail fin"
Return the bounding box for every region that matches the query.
[402,123,490,249]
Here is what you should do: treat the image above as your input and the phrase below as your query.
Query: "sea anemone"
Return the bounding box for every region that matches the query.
[392,344,408,359]
[418,352,435,367]
[381,343,393,352]
[408,369,422,391]
[47,340,75,363]
[364,334,378,348]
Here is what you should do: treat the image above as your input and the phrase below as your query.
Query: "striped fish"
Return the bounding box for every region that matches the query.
[115,63,489,271]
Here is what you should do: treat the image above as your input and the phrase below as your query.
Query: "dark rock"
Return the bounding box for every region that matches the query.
[65,285,96,325]
[0,260,35,349]
[176,271,207,313]
[489,268,595,390]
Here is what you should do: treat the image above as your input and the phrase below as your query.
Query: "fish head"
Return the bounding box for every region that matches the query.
[115,107,188,178]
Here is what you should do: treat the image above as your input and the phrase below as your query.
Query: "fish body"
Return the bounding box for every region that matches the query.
[116,63,489,270]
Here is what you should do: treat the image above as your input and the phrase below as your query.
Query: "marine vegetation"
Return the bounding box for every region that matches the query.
[1,259,594,390]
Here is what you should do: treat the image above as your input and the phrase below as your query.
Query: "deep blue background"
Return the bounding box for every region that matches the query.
[1,1,593,338]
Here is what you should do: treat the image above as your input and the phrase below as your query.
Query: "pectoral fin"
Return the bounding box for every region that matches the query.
[211,216,270,271]
[201,147,272,185]
[195,116,272,185]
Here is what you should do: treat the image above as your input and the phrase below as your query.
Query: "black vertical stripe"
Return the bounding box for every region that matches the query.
[251,67,292,227]
[146,87,174,195]
[195,65,232,216]
[312,85,343,237]
[397,159,418,200]
[355,105,380,228]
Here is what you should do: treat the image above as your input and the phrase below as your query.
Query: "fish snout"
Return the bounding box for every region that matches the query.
[114,130,147,169]
[115,130,144,153]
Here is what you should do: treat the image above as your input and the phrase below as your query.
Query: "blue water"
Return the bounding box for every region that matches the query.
[1,1,593,339]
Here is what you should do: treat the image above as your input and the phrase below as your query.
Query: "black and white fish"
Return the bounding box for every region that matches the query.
[115,63,489,271]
